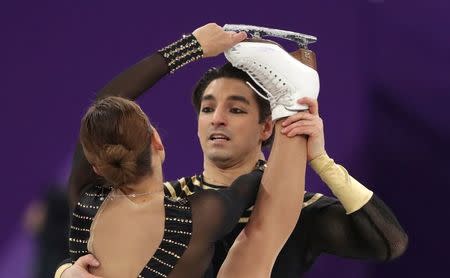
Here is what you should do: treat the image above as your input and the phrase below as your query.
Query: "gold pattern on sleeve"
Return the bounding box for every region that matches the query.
[163,181,178,198]
[179,178,194,196]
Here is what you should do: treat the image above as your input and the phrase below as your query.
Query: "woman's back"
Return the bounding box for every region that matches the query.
[69,170,262,278]
[89,189,165,278]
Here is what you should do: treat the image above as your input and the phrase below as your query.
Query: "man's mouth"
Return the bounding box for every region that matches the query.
[209,133,230,141]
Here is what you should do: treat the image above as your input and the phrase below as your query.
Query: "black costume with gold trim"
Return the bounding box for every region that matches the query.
[164,161,406,277]
[69,186,192,277]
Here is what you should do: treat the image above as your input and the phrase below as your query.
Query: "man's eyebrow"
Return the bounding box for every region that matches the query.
[201,94,250,105]
[201,94,216,102]
[228,95,250,105]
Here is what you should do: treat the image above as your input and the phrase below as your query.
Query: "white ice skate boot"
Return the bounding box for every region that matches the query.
[225,40,320,121]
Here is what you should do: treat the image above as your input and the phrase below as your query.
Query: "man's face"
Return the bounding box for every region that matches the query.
[197,77,271,167]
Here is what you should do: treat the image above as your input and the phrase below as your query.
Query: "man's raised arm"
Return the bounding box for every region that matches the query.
[282,97,408,261]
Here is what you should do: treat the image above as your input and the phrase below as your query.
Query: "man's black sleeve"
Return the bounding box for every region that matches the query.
[306,194,408,261]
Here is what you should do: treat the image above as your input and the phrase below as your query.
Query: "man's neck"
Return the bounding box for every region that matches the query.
[202,151,265,187]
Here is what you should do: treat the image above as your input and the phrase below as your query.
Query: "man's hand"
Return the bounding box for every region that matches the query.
[61,254,102,278]
[280,97,326,161]
[193,23,247,57]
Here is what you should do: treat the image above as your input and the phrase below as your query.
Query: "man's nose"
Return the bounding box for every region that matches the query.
[211,107,227,126]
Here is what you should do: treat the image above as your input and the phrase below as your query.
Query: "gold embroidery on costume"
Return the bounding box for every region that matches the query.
[163,181,177,198]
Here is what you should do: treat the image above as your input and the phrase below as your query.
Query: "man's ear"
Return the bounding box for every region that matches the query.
[261,118,274,141]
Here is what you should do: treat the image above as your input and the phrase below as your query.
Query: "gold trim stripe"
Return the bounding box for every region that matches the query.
[164,203,190,210]
[77,202,100,210]
[179,178,194,196]
[69,238,89,244]
[72,213,93,220]
[165,217,192,223]
[303,193,323,208]
[152,256,174,269]
[192,176,201,187]
[158,247,180,259]
[202,184,219,190]
[163,182,177,198]
[162,238,188,248]
[239,217,249,223]
[69,249,88,254]
[70,225,90,232]
[144,265,167,277]
[164,228,191,235]
[84,192,105,197]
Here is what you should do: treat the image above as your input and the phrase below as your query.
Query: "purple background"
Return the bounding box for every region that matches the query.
[1,1,449,277]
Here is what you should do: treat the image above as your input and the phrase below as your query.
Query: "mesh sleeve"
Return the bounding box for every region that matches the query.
[189,169,262,242]
[309,194,408,261]
[96,53,168,100]
[165,170,262,277]
[68,53,169,207]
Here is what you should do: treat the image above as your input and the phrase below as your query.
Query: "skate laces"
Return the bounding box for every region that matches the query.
[239,59,292,110]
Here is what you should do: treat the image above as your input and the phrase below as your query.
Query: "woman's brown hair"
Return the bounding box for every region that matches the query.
[80,96,153,187]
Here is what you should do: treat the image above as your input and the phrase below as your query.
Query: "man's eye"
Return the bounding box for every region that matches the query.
[201,107,214,113]
[230,108,246,114]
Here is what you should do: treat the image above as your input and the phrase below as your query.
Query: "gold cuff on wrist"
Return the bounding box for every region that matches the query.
[54,263,72,278]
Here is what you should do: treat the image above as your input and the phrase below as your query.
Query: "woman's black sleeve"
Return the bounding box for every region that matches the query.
[189,169,263,242]
[68,53,169,207]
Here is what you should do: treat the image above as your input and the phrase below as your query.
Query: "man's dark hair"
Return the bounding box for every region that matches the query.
[191,63,274,147]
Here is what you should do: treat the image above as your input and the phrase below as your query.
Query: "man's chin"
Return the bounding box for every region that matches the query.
[207,153,234,167]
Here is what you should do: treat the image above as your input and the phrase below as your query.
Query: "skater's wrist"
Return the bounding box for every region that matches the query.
[158,34,203,73]
[310,154,373,214]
